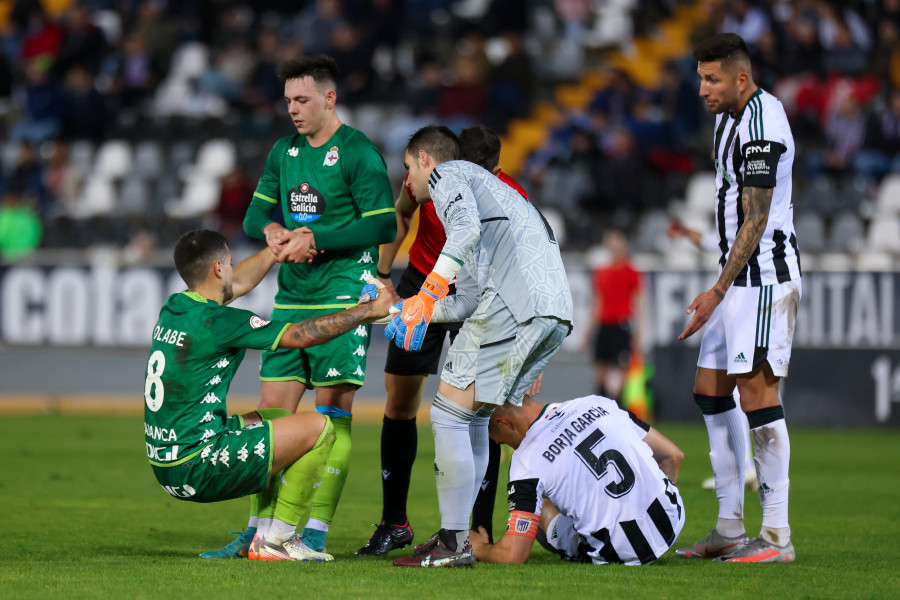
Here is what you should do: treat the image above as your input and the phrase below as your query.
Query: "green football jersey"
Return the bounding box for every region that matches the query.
[143,291,290,466]
[251,125,394,307]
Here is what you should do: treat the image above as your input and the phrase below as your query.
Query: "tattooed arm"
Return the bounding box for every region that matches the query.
[278,290,393,349]
[678,186,773,340]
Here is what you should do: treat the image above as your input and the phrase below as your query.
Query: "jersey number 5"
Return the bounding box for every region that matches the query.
[575,428,636,498]
[144,350,166,412]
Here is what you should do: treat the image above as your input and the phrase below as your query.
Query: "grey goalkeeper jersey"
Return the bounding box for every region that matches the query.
[427,160,573,326]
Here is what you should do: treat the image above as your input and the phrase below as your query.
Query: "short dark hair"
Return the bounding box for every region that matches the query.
[277,54,339,86]
[406,125,461,164]
[173,230,229,289]
[459,125,501,170]
[693,33,751,67]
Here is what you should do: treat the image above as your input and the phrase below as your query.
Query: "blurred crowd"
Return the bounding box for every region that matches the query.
[2,0,900,264]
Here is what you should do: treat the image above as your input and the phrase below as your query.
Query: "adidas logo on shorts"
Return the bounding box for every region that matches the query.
[445,362,453,372]
[734,352,747,364]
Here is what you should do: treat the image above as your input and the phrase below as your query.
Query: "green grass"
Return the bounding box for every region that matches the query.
[0,416,897,599]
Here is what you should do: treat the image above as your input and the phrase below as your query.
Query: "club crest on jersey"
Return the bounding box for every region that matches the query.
[250,315,269,329]
[288,182,326,223]
[324,146,339,166]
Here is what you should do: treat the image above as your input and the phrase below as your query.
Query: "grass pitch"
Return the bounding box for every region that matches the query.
[0,415,897,599]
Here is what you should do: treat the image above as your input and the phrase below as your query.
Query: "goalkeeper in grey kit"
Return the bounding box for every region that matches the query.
[387,125,573,568]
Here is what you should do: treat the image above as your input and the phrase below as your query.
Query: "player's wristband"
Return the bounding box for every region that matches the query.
[376,269,391,279]
[419,271,450,302]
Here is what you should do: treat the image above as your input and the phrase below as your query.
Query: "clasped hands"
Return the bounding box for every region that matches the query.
[264,223,319,264]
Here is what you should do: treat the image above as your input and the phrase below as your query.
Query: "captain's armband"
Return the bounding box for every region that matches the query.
[506,511,540,539]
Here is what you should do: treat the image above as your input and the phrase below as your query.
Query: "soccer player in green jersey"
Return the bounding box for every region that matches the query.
[146,230,394,561]
[237,54,396,553]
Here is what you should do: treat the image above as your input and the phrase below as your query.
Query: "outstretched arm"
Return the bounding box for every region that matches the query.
[642,427,685,483]
[679,186,773,339]
[227,247,277,303]
[279,291,392,349]
[470,524,535,564]
[376,184,418,284]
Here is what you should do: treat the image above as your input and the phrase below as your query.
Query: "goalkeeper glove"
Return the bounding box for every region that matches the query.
[384,272,450,351]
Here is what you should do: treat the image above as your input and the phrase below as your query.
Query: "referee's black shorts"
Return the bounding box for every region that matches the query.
[592,322,633,367]
[384,265,462,376]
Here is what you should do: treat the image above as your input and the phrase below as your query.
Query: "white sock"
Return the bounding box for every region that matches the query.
[247,515,258,531]
[256,517,273,539]
[716,517,746,538]
[431,393,477,531]
[267,518,296,545]
[751,418,791,538]
[304,518,330,532]
[703,407,747,530]
[469,406,493,509]
[735,404,754,475]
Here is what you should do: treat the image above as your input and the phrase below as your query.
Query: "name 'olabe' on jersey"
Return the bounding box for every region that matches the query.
[712,88,801,287]
[143,292,290,466]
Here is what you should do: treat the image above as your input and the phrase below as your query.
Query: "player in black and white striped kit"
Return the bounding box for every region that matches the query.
[470,395,685,565]
[676,33,801,563]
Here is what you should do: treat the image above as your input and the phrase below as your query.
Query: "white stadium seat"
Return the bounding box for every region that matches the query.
[92,140,133,179]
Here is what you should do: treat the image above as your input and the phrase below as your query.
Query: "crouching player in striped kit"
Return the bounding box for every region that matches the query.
[470,394,685,565]
[676,33,801,563]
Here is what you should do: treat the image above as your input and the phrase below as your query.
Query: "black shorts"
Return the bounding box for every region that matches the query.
[593,322,632,366]
[384,265,462,376]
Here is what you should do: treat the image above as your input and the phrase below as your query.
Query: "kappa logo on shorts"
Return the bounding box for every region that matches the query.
[734,352,748,364]
[352,345,366,357]
[326,367,341,377]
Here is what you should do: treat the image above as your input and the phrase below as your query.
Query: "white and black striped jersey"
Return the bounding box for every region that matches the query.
[712,88,801,286]
[506,396,684,565]
[427,160,573,325]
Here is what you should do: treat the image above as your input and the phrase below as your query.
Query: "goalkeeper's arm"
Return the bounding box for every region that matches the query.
[432,268,478,323]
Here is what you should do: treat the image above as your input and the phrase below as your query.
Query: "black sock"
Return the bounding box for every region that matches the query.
[470,438,501,541]
[380,415,417,525]
[439,528,467,552]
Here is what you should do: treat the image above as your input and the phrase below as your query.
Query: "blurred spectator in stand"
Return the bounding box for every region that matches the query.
[596,127,644,216]
[244,26,284,114]
[806,96,867,179]
[784,18,823,77]
[486,31,534,130]
[750,29,783,91]
[0,188,43,262]
[438,54,488,128]
[292,0,344,55]
[719,0,770,49]
[6,142,50,217]
[61,65,108,140]
[655,62,702,145]
[43,142,82,218]
[408,53,443,116]
[18,4,64,65]
[132,0,176,73]
[215,165,253,242]
[822,21,868,77]
[114,33,156,110]
[853,88,900,182]
[589,229,644,402]
[540,125,601,214]
[330,21,375,105]
[870,20,900,89]
[10,57,63,143]
[589,69,639,125]
[53,3,108,79]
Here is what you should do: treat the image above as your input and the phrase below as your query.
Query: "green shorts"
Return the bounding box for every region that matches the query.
[260,307,371,387]
[151,417,274,503]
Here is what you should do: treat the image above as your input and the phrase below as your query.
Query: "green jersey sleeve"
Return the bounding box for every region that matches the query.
[243,140,286,239]
[207,305,291,351]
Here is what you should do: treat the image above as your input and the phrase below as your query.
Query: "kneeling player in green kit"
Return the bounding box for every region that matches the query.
[144,230,395,561]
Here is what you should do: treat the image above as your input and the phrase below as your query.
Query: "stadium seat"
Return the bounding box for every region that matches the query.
[827,212,865,254]
[633,209,670,253]
[169,42,209,80]
[663,237,701,270]
[116,179,150,217]
[874,173,900,215]
[793,211,826,254]
[72,178,116,219]
[800,175,839,215]
[92,140,133,179]
[865,214,900,254]
[0,141,20,176]
[68,140,95,173]
[133,141,164,179]
[165,176,221,219]
[684,172,717,214]
[191,139,236,179]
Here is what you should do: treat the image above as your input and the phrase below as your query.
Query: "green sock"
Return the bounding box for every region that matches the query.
[308,414,352,526]
[247,408,291,533]
[273,417,337,529]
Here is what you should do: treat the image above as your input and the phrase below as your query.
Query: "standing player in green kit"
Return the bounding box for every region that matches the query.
[201,55,396,558]
[146,230,394,561]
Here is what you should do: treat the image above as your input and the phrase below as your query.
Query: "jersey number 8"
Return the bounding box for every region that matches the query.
[144,350,166,412]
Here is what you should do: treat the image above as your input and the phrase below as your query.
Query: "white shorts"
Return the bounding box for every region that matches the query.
[546,485,685,565]
[440,293,570,406]
[698,279,801,377]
